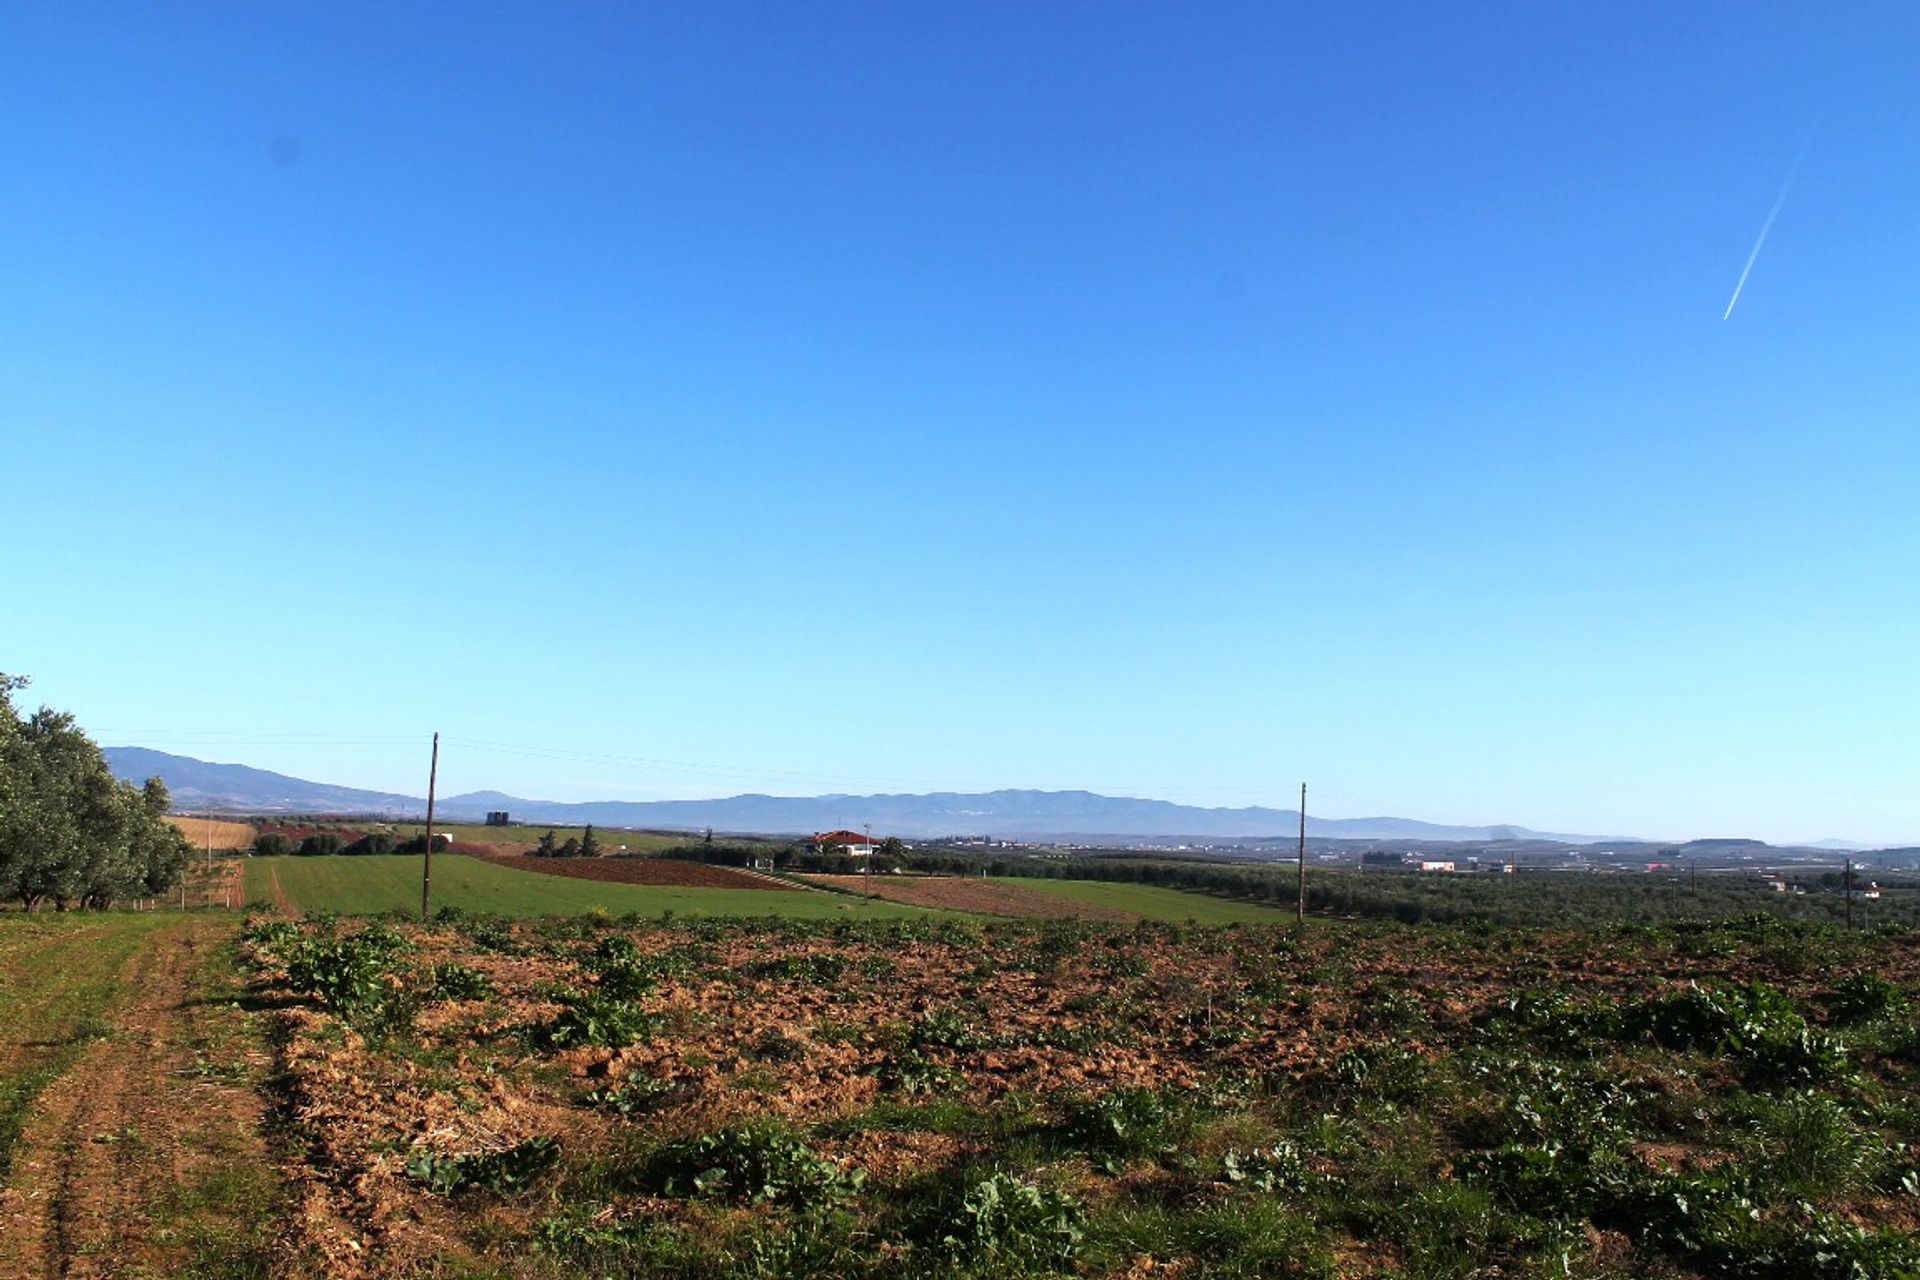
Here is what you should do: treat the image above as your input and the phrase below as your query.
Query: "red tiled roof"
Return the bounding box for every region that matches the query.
[812,830,874,845]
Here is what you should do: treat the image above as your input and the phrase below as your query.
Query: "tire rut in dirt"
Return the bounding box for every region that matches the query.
[0,921,280,1280]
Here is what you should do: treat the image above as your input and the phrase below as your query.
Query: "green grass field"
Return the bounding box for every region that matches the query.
[246,855,942,919]
[987,876,1302,923]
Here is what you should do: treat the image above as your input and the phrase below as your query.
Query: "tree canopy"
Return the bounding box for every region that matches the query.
[0,674,190,910]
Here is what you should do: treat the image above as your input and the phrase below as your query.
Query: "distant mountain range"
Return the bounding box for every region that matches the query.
[107,746,1615,843]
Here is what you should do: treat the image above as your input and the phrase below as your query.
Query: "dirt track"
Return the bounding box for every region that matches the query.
[0,919,287,1279]
[799,874,1136,920]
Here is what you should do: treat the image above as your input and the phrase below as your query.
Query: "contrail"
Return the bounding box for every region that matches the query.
[1723,136,1812,320]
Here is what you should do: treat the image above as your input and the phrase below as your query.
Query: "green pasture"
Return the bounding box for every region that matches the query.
[988,876,1301,923]
[245,854,941,920]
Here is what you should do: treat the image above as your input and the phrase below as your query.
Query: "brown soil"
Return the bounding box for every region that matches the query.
[0,919,287,1279]
[470,852,784,890]
[801,874,1136,920]
[184,857,247,910]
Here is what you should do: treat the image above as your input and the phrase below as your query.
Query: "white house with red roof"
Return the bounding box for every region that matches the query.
[806,829,879,857]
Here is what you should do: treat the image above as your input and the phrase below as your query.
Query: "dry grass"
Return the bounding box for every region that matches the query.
[165,815,255,851]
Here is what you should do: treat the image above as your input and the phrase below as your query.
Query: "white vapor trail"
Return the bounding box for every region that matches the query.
[1723,139,1811,320]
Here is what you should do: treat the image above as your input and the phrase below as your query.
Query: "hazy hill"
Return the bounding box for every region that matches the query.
[105,747,422,815]
[105,747,1605,842]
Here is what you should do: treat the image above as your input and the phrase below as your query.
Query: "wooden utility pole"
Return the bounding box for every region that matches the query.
[1844,858,1854,931]
[421,732,440,923]
[1296,782,1307,924]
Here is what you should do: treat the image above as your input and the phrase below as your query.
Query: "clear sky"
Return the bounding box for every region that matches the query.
[4,4,1916,844]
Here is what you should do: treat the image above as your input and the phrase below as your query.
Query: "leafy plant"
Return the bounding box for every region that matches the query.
[581,1076,678,1117]
[406,1136,558,1195]
[876,1049,960,1096]
[1065,1087,1186,1166]
[1629,982,1852,1086]
[281,925,416,1038]
[1825,973,1910,1026]
[651,1123,862,1208]
[536,992,660,1050]
[1221,1140,1326,1195]
[933,1173,1084,1273]
[427,962,493,1002]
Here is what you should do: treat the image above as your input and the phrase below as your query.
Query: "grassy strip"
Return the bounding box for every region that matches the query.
[246,854,949,919]
[141,922,309,1278]
[0,915,170,1176]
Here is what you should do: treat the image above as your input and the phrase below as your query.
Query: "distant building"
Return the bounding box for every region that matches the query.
[806,829,879,857]
[485,811,511,826]
[1417,860,1456,873]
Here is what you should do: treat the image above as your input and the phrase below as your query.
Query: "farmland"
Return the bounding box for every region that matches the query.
[249,818,689,857]
[0,915,290,1277]
[9,850,1920,1278]
[240,910,1920,1278]
[985,876,1304,924]
[164,814,257,850]
[388,822,688,855]
[244,854,940,920]
[802,874,1302,923]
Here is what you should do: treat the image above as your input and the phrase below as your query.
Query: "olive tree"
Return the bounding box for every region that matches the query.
[0,674,190,910]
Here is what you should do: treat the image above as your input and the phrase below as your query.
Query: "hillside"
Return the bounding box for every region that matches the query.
[107,747,1608,842]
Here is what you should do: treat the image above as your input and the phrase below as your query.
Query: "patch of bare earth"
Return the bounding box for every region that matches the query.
[268,863,296,914]
[801,873,1136,919]
[0,918,291,1280]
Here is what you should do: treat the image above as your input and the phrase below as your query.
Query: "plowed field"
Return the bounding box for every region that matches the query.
[475,853,782,890]
[239,912,1920,1279]
[800,873,1134,919]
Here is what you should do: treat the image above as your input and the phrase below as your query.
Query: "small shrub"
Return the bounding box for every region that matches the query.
[1221,1140,1325,1195]
[1065,1087,1184,1166]
[933,1173,1084,1273]
[1628,982,1852,1086]
[406,1136,558,1195]
[651,1123,862,1208]
[282,925,413,1036]
[460,915,522,954]
[536,992,660,1051]
[745,953,850,984]
[876,1049,961,1096]
[910,1007,990,1052]
[1734,1091,1883,1200]
[1825,973,1910,1026]
[582,1076,679,1117]
[428,962,494,1003]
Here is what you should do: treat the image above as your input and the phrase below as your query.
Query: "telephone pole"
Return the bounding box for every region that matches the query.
[1844,858,1854,931]
[1296,782,1307,924]
[421,732,440,923]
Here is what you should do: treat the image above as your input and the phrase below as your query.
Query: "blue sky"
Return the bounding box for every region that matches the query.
[4,4,1916,843]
